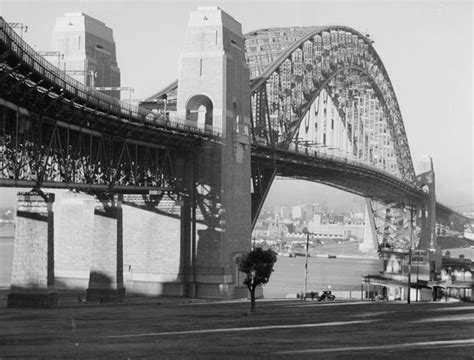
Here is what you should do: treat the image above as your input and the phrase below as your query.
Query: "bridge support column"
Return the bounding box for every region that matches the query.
[360,198,379,254]
[416,156,437,250]
[177,7,252,299]
[7,192,57,308]
[54,191,95,290]
[86,195,125,302]
[179,155,197,297]
[119,194,184,296]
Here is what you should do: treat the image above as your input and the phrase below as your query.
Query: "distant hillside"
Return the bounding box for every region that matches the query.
[437,236,474,250]
[308,241,376,257]
[0,225,15,238]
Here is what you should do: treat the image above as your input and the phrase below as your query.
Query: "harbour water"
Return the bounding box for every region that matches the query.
[0,234,380,296]
[0,231,14,289]
[264,255,381,298]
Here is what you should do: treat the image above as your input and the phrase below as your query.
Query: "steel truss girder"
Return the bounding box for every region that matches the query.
[0,70,201,149]
[367,199,415,251]
[248,26,415,184]
[251,145,424,206]
[251,161,277,227]
[253,65,415,182]
[0,21,220,145]
[193,180,223,229]
[0,103,178,192]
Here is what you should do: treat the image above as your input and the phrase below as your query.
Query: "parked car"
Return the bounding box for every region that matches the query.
[318,290,335,301]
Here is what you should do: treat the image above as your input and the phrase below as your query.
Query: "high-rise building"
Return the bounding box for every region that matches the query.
[292,205,303,220]
[51,12,121,99]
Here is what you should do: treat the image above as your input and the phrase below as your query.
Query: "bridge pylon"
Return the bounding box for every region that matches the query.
[176,7,252,299]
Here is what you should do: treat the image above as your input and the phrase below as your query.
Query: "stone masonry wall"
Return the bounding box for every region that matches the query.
[10,193,54,293]
[54,191,94,289]
[122,199,182,296]
[8,192,57,308]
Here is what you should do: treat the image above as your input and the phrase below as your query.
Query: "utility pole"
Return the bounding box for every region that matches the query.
[303,227,311,300]
[410,205,420,302]
[407,206,414,304]
[94,87,134,102]
[65,70,97,87]
[8,22,28,38]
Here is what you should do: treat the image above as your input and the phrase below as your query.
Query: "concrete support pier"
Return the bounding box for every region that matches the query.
[8,192,57,308]
[86,195,125,302]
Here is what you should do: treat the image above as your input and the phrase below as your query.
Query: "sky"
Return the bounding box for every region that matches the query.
[0,0,472,212]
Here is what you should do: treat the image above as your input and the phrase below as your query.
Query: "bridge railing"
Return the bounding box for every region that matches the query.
[0,18,222,139]
[149,111,223,138]
[266,139,420,190]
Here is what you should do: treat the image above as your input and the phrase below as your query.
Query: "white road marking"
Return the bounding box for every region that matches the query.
[283,301,374,307]
[105,320,374,339]
[413,314,474,323]
[273,338,474,355]
[431,305,474,311]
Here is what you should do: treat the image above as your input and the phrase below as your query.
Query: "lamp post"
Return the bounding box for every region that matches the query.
[303,227,311,300]
[407,247,412,304]
[415,249,420,302]
[407,206,415,304]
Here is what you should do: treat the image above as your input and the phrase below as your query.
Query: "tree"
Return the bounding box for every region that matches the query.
[236,247,277,313]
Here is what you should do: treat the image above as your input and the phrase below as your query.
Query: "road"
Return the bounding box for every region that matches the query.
[1,293,473,359]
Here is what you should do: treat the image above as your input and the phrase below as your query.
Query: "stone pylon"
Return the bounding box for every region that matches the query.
[176,7,251,298]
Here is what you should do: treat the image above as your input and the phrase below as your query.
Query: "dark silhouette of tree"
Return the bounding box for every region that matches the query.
[236,247,277,312]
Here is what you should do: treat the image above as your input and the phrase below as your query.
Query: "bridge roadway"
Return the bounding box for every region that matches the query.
[252,144,425,204]
[0,15,468,226]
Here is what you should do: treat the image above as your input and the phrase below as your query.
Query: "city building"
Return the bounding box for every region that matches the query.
[278,206,291,220]
[307,212,365,239]
[291,205,303,220]
[253,218,289,239]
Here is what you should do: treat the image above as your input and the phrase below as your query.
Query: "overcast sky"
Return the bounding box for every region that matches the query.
[0,0,472,212]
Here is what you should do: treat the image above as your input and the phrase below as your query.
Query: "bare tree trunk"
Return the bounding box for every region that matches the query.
[250,286,256,312]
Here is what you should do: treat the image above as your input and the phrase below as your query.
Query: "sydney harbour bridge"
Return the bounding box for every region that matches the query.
[0,7,468,307]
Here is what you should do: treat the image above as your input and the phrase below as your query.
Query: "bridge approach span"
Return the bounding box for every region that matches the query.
[0,17,224,192]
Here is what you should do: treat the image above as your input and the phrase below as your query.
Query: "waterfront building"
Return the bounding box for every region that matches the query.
[307,212,365,240]
[252,218,289,239]
[365,244,474,302]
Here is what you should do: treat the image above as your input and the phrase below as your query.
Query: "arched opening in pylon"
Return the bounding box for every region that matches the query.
[186,94,213,128]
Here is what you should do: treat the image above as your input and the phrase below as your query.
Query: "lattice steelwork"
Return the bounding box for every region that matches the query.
[0,18,221,193]
[0,105,177,192]
[367,201,415,251]
[247,26,415,183]
[142,23,470,245]
[246,27,421,248]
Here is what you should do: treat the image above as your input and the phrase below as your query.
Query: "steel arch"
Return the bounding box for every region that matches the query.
[246,26,415,183]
